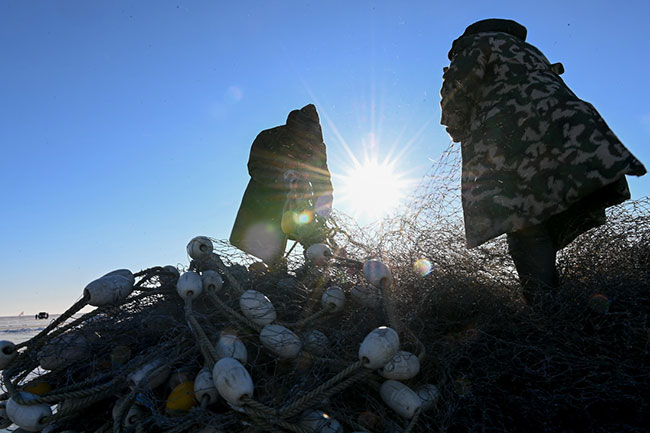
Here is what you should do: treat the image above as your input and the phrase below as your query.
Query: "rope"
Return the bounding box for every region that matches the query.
[206,292,262,333]
[404,408,422,433]
[278,360,364,418]
[184,298,218,365]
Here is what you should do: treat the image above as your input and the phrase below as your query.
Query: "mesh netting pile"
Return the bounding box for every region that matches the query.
[1,143,649,433]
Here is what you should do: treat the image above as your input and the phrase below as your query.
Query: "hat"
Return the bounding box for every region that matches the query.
[448,19,527,60]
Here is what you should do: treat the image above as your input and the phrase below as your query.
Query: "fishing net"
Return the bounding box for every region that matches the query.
[1,142,649,433]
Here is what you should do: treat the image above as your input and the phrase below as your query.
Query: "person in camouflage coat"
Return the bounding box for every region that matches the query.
[440,19,646,303]
[230,104,334,266]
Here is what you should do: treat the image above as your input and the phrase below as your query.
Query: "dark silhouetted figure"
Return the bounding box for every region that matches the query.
[230,104,333,267]
[440,19,646,304]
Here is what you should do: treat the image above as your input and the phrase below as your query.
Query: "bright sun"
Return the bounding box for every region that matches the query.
[337,157,410,220]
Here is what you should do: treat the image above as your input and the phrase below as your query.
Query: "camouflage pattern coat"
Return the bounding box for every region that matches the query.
[230,104,333,263]
[440,31,646,248]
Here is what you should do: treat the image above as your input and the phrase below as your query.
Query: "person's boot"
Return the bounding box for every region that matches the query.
[507,224,559,307]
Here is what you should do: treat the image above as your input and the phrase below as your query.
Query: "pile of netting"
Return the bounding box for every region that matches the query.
[1,143,649,433]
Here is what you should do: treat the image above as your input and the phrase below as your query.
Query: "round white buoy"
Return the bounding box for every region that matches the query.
[302,330,329,356]
[239,290,276,326]
[416,384,441,410]
[176,271,203,300]
[201,270,223,293]
[0,401,12,429]
[321,286,345,312]
[0,340,17,370]
[112,398,145,427]
[358,326,399,369]
[194,368,219,406]
[6,392,52,432]
[305,243,332,265]
[379,350,421,380]
[299,409,344,433]
[363,260,392,289]
[127,359,170,390]
[215,334,247,363]
[212,357,254,407]
[37,334,89,371]
[84,269,135,306]
[186,236,214,260]
[379,380,422,419]
[259,325,302,359]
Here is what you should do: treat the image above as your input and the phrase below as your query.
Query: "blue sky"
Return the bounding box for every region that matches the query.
[1,1,648,316]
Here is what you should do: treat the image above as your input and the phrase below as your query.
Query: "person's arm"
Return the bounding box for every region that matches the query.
[440,37,489,142]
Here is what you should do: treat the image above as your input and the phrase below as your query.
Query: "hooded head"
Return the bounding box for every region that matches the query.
[448,18,527,60]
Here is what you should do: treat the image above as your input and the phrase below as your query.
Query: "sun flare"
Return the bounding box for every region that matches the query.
[337,158,410,220]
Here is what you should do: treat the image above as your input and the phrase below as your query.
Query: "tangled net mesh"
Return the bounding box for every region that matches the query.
[1,143,649,433]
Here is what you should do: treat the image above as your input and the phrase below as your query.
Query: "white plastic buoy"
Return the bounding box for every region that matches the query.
[363,260,392,289]
[321,286,345,312]
[38,334,89,371]
[186,236,214,260]
[0,401,12,429]
[194,367,219,406]
[302,330,329,356]
[215,334,247,363]
[212,357,254,407]
[176,271,203,300]
[358,326,399,369]
[305,243,332,265]
[6,392,52,432]
[351,285,380,307]
[416,384,441,410]
[127,359,170,390]
[379,350,421,380]
[0,340,17,370]
[379,380,422,419]
[239,290,276,326]
[201,270,223,293]
[84,269,135,306]
[299,409,344,433]
[260,325,302,359]
[112,398,145,427]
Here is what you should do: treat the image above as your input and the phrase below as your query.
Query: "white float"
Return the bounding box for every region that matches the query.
[239,290,276,326]
[259,325,302,359]
[0,401,11,429]
[127,359,170,390]
[186,236,214,260]
[201,270,223,293]
[321,286,345,312]
[215,334,247,363]
[112,398,145,427]
[38,334,89,371]
[163,265,179,276]
[176,271,203,300]
[299,409,344,433]
[379,350,421,380]
[194,367,219,406]
[0,340,17,370]
[302,330,329,356]
[379,380,422,419]
[84,269,135,306]
[363,260,392,289]
[212,357,254,407]
[306,243,332,265]
[6,392,52,432]
[358,326,399,369]
[416,384,440,410]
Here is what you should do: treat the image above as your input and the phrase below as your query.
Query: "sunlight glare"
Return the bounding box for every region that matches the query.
[338,158,408,219]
